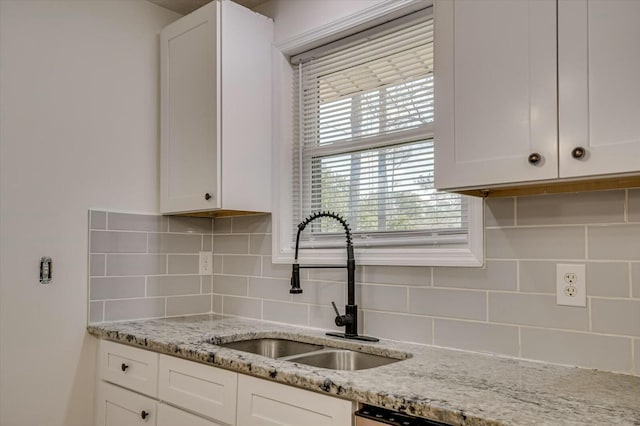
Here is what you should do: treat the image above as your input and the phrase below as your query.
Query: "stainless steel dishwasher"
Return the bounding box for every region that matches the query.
[355,405,452,426]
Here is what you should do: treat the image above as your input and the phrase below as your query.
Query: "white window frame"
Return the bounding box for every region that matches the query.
[271,0,483,267]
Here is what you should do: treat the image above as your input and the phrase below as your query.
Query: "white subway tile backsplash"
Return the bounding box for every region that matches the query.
[213,255,223,274]
[90,301,104,323]
[148,233,201,253]
[90,211,107,230]
[588,225,640,260]
[213,235,249,254]
[91,231,147,253]
[263,260,292,279]
[521,328,632,374]
[364,265,430,286]
[249,234,271,255]
[519,261,556,293]
[632,263,640,298]
[147,275,201,296]
[90,277,145,300]
[591,299,640,337]
[297,280,346,306]
[309,267,362,283]
[104,298,165,321]
[90,254,106,277]
[213,217,232,234]
[201,276,213,294]
[586,263,630,297]
[108,212,168,232]
[628,189,640,222]
[247,277,291,301]
[409,288,486,321]
[168,216,212,234]
[309,305,345,332]
[487,226,586,259]
[263,300,308,325]
[89,198,640,376]
[232,214,271,233]
[485,198,514,227]
[517,191,625,225]
[433,261,517,291]
[223,255,261,276]
[358,284,408,312]
[212,275,248,296]
[107,254,166,276]
[489,293,589,331]
[203,235,213,251]
[168,255,199,274]
[212,294,223,313]
[167,295,211,316]
[223,296,261,319]
[364,311,432,344]
[434,319,519,357]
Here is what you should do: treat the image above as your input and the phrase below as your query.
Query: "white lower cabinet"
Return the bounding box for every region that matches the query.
[158,354,237,425]
[157,403,223,426]
[237,375,354,426]
[95,340,355,426]
[95,381,157,426]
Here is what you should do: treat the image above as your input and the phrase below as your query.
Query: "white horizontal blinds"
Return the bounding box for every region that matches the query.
[292,8,467,246]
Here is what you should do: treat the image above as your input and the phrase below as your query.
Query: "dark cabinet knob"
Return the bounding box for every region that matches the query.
[141,410,149,420]
[121,363,128,372]
[528,153,542,165]
[571,146,586,159]
[204,193,212,200]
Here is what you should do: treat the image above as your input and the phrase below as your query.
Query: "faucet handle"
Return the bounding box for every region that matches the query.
[331,301,352,327]
[331,301,341,317]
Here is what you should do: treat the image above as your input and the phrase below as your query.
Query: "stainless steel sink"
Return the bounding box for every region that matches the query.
[286,349,401,371]
[218,338,323,358]
[217,337,406,371]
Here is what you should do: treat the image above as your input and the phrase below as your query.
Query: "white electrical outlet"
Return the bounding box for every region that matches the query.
[199,251,213,275]
[556,264,586,307]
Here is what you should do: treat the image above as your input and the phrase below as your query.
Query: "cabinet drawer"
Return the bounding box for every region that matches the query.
[99,340,159,397]
[158,355,237,425]
[237,374,354,426]
[95,381,157,426]
[157,403,224,426]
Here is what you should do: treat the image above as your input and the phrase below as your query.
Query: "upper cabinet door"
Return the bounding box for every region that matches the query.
[161,2,220,214]
[435,0,558,190]
[558,0,640,178]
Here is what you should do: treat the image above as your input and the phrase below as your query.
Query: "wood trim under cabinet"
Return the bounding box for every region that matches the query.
[455,175,640,198]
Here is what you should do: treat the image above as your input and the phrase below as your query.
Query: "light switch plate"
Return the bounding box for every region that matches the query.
[199,251,213,275]
[556,263,586,307]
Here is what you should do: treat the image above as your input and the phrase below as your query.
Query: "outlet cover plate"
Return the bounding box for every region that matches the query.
[199,251,213,275]
[556,263,586,307]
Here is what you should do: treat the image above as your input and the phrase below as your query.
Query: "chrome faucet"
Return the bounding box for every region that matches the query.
[290,211,378,342]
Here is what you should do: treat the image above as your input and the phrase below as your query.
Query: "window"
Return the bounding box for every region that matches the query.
[273,4,483,266]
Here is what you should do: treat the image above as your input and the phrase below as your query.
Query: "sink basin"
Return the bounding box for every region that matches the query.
[218,338,323,358]
[287,349,401,371]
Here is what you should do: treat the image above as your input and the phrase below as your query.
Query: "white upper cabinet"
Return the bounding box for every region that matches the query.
[435,0,640,192]
[435,0,558,190]
[558,0,640,178]
[160,0,273,214]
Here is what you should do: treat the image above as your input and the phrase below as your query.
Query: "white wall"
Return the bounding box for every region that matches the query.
[0,1,179,425]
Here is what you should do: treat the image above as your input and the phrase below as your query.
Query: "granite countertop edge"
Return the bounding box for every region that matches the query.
[87,315,640,426]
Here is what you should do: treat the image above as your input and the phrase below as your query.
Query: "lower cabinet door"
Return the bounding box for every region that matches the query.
[158,354,237,425]
[95,381,157,426]
[236,374,354,426]
[157,403,224,426]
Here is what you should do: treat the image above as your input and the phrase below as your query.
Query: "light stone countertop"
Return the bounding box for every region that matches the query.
[87,314,640,426]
